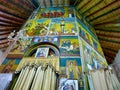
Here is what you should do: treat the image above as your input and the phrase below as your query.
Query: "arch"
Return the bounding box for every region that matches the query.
[24,42,60,57]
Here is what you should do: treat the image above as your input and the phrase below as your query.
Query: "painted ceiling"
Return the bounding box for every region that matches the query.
[0,0,120,64]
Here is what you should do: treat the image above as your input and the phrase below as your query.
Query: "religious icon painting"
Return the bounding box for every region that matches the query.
[25,20,37,36]
[35,48,49,58]
[62,18,77,35]
[40,7,65,18]
[48,18,77,36]
[50,36,60,46]
[48,18,61,35]
[42,36,50,42]
[59,36,80,56]
[60,57,82,80]
[81,39,108,71]
[34,19,51,36]
[41,36,59,46]
[32,37,41,43]
[29,37,41,47]
[77,20,90,44]
[58,78,79,90]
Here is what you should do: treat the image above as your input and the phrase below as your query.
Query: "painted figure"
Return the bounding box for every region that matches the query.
[66,60,79,79]
[60,19,65,33]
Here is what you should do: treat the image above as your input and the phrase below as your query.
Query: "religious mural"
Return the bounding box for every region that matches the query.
[60,57,84,88]
[3,6,108,90]
[80,38,108,72]
[31,36,59,46]
[7,6,107,73]
[0,58,21,73]
[49,18,77,35]
[25,19,50,36]
[59,36,80,56]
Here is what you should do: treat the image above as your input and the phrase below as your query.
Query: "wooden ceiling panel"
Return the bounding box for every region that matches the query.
[0,16,23,25]
[96,30,120,38]
[87,1,119,20]
[91,9,120,25]
[0,11,25,22]
[0,4,29,19]
[84,0,115,17]
[0,26,20,31]
[0,0,32,15]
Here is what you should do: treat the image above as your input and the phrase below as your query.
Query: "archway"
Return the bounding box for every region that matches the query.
[24,42,60,57]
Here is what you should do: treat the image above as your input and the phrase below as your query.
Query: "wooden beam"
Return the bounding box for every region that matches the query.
[0,31,10,35]
[0,5,28,19]
[0,0,31,15]
[94,22,120,27]
[9,0,34,11]
[0,31,11,34]
[103,48,116,57]
[99,40,120,48]
[100,43,120,52]
[1,47,7,51]
[96,32,120,38]
[0,16,24,24]
[98,35,120,43]
[83,0,102,14]
[0,34,9,38]
[102,47,118,53]
[0,43,9,48]
[0,26,20,31]
[0,39,8,44]
[93,14,120,25]
[0,11,25,22]
[0,41,9,45]
[105,56,113,64]
[95,28,120,32]
[86,1,118,18]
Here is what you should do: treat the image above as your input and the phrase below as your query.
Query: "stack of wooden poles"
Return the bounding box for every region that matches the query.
[13,63,57,90]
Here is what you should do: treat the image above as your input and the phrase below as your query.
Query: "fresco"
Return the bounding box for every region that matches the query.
[2,6,108,90]
[80,39,108,72]
[26,19,51,36]
[31,36,59,46]
[77,19,93,45]
[60,57,84,88]
[60,57,81,77]
[77,19,104,56]
[59,36,80,56]
[37,7,75,18]
[48,18,77,35]
[38,7,65,18]
[10,6,107,70]
[0,58,21,73]
[9,37,32,53]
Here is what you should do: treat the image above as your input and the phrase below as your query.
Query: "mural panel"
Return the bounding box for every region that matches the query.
[59,36,80,56]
